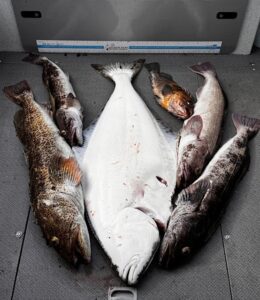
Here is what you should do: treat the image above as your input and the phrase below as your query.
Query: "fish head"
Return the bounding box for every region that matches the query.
[170,91,194,119]
[56,95,83,146]
[159,219,194,268]
[177,141,208,189]
[36,191,91,265]
[160,181,210,268]
[111,207,160,285]
[159,213,207,268]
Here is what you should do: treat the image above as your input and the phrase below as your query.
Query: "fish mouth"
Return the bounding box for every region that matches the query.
[121,254,142,285]
[69,126,83,147]
[60,123,83,147]
[175,105,193,120]
[56,109,83,147]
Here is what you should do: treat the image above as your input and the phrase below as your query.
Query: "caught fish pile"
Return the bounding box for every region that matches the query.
[3,55,259,286]
[160,113,260,267]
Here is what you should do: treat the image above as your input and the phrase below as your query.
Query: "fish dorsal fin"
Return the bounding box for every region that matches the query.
[176,179,210,209]
[182,115,203,139]
[51,156,81,185]
[160,72,173,81]
[161,84,173,96]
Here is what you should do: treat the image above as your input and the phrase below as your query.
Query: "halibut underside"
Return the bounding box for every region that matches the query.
[74,60,177,284]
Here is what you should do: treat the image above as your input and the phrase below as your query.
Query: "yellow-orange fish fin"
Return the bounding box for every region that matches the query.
[51,156,81,185]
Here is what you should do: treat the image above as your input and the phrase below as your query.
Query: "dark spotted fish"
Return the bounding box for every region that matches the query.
[3,81,90,265]
[23,54,83,146]
[176,62,225,191]
[145,62,194,119]
[159,113,260,268]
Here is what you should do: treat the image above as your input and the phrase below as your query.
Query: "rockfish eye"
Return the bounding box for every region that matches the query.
[181,246,191,256]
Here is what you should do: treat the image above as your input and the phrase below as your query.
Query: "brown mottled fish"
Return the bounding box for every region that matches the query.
[176,62,226,191]
[159,113,260,268]
[145,62,194,119]
[23,54,83,146]
[3,81,90,264]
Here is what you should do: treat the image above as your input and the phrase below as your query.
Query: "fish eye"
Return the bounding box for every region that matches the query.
[181,246,191,256]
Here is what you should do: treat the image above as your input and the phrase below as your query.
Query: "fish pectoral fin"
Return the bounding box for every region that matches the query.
[161,84,173,96]
[182,115,203,139]
[50,156,81,185]
[177,179,211,210]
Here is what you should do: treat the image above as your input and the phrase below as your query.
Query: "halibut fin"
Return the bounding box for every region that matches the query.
[91,59,145,81]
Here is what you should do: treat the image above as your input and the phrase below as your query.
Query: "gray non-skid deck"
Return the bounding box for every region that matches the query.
[0,51,259,300]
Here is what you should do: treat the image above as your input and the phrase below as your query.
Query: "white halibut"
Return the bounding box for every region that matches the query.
[75,60,177,284]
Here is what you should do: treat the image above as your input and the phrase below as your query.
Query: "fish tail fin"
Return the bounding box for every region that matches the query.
[145,62,160,74]
[91,59,145,82]
[232,113,260,139]
[22,53,47,65]
[3,80,33,107]
[189,62,216,78]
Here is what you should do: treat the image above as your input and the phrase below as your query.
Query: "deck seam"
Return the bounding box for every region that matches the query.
[220,224,233,300]
[10,206,31,300]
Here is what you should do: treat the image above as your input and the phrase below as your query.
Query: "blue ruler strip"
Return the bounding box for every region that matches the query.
[129,45,221,50]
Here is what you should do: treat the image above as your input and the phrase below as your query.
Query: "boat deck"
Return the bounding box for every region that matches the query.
[0,51,259,300]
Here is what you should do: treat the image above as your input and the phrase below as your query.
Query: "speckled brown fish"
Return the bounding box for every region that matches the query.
[3,80,90,264]
[176,62,226,191]
[145,62,194,119]
[159,113,260,268]
[23,54,83,146]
